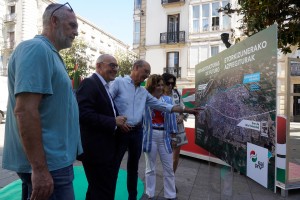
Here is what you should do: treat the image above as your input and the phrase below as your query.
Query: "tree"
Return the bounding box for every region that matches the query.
[60,38,91,79]
[219,0,300,54]
[114,50,137,77]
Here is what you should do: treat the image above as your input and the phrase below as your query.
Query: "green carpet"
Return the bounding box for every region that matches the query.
[0,166,144,200]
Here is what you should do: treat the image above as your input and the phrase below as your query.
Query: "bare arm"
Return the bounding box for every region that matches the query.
[14,93,53,200]
[171,105,200,115]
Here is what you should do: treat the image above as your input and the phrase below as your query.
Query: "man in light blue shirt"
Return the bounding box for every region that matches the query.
[109,59,197,200]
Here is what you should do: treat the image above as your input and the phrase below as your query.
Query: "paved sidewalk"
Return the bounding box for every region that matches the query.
[1,122,300,199]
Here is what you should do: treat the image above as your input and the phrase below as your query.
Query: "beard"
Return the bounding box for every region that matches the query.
[55,26,72,50]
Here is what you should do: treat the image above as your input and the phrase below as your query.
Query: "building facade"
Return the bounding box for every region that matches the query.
[0,0,132,76]
[132,0,243,88]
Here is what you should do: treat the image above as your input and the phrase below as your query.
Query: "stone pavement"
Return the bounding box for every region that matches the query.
[1,122,300,200]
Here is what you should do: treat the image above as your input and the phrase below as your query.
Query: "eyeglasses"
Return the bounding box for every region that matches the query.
[166,81,175,86]
[50,2,73,19]
[101,62,119,70]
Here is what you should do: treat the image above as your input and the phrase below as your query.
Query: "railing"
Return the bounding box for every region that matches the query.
[89,42,98,51]
[163,67,181,78]
[161,0,185,5]
[212,26,220,31]
[160,31,185,44]
[200,25,220,32]
[3,13,16,23]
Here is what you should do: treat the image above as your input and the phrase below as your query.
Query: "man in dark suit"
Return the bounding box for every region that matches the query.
[76,54,127,200]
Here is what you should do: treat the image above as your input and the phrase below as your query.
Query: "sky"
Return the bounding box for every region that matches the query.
[58,0,134,45]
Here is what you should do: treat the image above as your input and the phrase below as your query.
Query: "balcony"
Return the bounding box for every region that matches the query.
[3,41,15,49]
[3,13,16,23]
[161,0,185,7]
[160,31,185,44]
[89,42,98,51]
[163,67,181,78]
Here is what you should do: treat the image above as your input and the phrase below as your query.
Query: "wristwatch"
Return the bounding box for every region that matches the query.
[171,137,177,142]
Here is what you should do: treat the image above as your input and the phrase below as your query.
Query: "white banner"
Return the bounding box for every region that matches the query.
[247,142,268,188]
[237,120,260,131]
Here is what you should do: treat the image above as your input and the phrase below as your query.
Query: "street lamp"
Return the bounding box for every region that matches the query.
[221,33,231,49]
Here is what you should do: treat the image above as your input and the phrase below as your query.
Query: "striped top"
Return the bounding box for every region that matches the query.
[142,95,178,153]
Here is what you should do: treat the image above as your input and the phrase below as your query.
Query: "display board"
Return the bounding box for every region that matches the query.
[195,25,277,190]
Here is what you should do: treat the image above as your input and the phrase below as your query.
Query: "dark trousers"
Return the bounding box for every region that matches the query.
[82,159,117,200]
[115,128,143,200]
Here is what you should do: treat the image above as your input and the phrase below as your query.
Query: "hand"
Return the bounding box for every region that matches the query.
[184,107,204,116]
[116,116,127,127]
[171,140,177,149]
[30,168,53,200]
[119,123,132,133]
[176,115,184,124]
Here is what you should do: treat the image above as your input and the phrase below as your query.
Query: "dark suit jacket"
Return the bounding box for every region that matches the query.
[76,73,119,164]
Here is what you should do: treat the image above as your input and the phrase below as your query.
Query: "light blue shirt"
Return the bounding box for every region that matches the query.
[2,35,83,173]
[109,75,173,126]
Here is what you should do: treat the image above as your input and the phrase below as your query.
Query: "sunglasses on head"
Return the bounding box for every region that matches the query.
[50,2,73,18]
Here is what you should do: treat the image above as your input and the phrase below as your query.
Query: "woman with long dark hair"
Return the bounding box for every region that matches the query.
[162,73,188,193]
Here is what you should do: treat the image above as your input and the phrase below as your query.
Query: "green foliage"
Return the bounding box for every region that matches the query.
[114,50,137,77]
[219,0,300,54]
[73,70,81,90]
[60,39,91,78]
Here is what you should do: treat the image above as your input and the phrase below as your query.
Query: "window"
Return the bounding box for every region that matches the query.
[166,52,180,77]
[133,21,140,44]
[202,4,209,31]
[190,47,199,68]
[0,55,3,75]
[167,52,179,69]
[8,32,15,48]
[212,2,220,30]
[167,14,180,43]
[10,6,15,14]
[192,1,229,33]
[211,46,219,57]
[134,0,141,10]
[192,6,200,33]
[9,32,14,42]
[222,1,230,30]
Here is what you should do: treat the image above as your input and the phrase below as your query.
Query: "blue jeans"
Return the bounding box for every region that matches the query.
[115,128,143,200]
[17,165,75,200]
